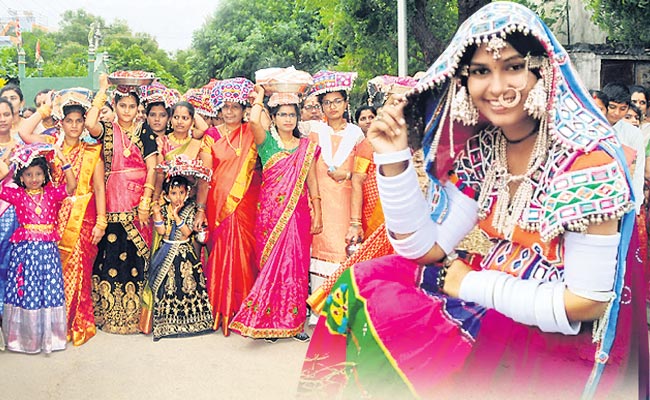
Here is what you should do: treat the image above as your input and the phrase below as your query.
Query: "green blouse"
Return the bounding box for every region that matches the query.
[258,131,299,167]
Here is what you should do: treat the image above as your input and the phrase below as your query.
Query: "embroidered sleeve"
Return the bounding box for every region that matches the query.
[539,149,632,241]
[94,121,108,141]
[141,126,158,159]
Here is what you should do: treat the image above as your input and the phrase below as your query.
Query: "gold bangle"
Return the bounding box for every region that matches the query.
[144,183,155,191]
[253,102,264,107]
[37,104,52,119]
[139,197,152,211]
[350,222,362,227]
[95,221,108,230]
[311,196,322,202]
[92,93,108,109]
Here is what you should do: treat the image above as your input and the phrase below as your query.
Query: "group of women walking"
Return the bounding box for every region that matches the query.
[0,2,647,397]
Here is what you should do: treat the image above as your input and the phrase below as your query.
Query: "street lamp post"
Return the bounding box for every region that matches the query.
[397,0,407,77]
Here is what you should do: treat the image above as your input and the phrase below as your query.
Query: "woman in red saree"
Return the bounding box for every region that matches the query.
[18,89,107,346]
[230,87,322,341]
[194,77,260,336]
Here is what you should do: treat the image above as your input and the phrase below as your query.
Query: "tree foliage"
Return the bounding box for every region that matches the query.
[0,47,18,84]
[14,9,189,89]
[186,0,335,87]
[588,0,650,46]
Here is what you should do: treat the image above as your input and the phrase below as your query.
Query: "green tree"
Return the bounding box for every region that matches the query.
[12,9,189,89]
[186,0,336,87]
[0,47,18,83]
[588,0,650,46]
[302,0,460,104]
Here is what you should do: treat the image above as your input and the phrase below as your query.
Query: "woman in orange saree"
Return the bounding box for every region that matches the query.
[194,77,260,336]
[17,89,107,346]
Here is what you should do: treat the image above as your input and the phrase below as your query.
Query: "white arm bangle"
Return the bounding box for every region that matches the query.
[460,270,580,335]
[388,217,438,259]
[563,232,619,302]
[373,148,412,166]
[436,182,479,254]
[376,159,430,234]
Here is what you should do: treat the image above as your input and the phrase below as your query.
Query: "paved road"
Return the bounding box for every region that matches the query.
[1,328,311,400]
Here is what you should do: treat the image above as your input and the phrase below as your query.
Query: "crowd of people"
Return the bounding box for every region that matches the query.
[0,2,647,398]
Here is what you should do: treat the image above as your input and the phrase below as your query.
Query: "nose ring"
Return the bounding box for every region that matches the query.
[498,87,522,108]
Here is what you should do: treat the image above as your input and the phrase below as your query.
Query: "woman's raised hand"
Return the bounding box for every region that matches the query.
[99,73,110,91]
[366,96,409,154]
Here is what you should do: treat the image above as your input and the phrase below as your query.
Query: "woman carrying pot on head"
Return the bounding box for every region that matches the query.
[229,85,322,343]
[85,74,158,335]
[194,78,261,336]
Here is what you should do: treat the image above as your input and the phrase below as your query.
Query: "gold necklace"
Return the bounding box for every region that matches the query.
[168,131,191,146]
[282,136,298,149]
[118,122,136,157]
[26,188,45,215]
[223,125,243,156]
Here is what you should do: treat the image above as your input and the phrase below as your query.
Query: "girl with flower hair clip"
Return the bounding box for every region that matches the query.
[0,143,77,353]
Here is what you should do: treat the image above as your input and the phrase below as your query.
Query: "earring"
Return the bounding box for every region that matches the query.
[524,78,547,119]
[450,83,478,126]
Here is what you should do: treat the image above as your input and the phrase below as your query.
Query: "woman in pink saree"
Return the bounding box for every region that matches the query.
[230,87,322,341]
[86,75,158,335]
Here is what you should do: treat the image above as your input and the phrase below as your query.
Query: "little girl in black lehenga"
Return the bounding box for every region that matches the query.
[148,166,214,341]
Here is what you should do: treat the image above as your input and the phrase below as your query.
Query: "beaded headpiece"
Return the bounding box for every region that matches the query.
[210,78,254,111]
[308,70,357,97]
[408,1,616,180]
[139,81,179,109]
[268,93,301,107]
[10,143,55,169]
[367,75,418,108]
[51,88,93,121]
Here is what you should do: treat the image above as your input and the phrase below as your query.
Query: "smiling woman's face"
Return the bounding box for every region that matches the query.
[466,42,538,138]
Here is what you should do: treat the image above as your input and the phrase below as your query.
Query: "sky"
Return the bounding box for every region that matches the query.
[0,0,216,52]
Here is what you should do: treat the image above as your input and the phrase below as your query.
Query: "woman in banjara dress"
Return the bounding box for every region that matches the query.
[300,3,648,398]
